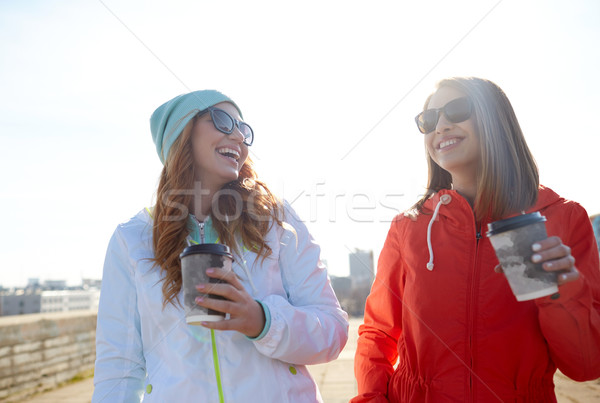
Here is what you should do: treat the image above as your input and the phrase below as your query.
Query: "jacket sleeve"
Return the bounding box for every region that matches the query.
[536,202,600,381]
[92,227,146,403]
[352,217,404,402]
[252,202,349,365]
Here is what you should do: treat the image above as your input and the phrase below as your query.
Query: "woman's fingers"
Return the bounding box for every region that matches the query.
[492,236,580,288]
[539,255,576,272]
[194,268,266,337]
[193,267,243,300]
[530,236,580,286]
[196,296,265,337]
[196,281,240,301]
[531,236,562,250]
[531,237,570,263]
[195,294,235,314]
[556,266,580,286]
[204,267,243,289]
[531,236,575,270]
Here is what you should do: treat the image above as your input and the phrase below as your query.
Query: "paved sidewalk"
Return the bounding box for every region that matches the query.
[21,379,94,403]
[20,319,359,403]
[18,318,600,402]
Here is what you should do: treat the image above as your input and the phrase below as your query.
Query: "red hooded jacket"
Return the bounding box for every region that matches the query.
[353,186,600,402]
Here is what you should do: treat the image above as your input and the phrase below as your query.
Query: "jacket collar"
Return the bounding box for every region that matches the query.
[423,185,560,221]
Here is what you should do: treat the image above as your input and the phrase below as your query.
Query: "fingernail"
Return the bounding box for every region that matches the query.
[545,262,553,269]
[195,297,204,303]
[532,254,542,263]
[532,243,541,252]
[196,284,205,290]
[560,274,568,281]
[206,269,214,274]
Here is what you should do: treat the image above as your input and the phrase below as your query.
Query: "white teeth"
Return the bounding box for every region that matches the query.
[217,148,240,161]
[439,139,459,149]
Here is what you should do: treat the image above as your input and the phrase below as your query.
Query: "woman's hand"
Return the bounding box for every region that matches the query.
[531,236,579,286]
[494,236,580,287]
[195,268,266,338]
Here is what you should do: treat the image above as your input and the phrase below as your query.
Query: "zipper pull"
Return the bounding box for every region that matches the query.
[199,221,205,244]
[476,231,481,240]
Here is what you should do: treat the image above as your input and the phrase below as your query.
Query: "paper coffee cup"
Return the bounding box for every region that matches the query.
[487,212,558,301]
[180,244,233,325]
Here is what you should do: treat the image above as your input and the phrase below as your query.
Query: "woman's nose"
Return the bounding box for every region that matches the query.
[435,113,453,133]
[230,125,245,143]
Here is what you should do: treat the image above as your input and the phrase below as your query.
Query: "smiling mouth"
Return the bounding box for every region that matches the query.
[438,138,460,150]
[217,147,240,162]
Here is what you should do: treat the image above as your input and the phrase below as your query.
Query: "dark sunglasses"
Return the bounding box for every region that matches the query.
[414,97,473,134]
[200,107,254,146]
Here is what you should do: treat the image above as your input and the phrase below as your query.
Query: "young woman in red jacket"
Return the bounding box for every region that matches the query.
[353,77,600,402]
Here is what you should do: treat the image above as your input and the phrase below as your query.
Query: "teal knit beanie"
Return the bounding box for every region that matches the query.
[150,90,243,164]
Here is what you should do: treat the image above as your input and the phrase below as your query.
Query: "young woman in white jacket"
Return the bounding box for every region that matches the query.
[92,90,349,403]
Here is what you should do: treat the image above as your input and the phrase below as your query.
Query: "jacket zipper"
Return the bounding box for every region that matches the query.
[193,217,206,244]
[468,226,482,402]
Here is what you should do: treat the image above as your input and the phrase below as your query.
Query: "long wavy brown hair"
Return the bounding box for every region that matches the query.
[151,113,283,307]
[413,77,539,221]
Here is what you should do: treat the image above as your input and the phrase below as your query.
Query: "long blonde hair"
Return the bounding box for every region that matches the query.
[151,113,282,307]
[414,77,539,220]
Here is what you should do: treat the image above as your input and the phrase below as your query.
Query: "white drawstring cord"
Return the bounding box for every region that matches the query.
[426,194,452,271]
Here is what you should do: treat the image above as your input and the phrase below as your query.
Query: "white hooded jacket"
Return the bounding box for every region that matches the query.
[92,202,349,403]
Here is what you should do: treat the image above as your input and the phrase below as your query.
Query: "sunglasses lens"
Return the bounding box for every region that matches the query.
[239,123,254,146]
[208,108,253,145]
[420,110,439,134]
[415,114,426,134]
[415,97,472,134]
[212,109,234,133]
[444,97,472,123]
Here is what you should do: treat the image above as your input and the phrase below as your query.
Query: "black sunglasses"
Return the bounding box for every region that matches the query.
[414,97,473,134]
[200,107,254,146]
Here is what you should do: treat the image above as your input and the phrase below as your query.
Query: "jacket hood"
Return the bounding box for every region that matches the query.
[529,185,563,212]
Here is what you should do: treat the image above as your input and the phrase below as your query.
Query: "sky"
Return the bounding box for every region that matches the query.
[1,0,599,287]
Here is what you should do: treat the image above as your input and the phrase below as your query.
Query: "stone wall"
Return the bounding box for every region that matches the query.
[0,310,97,401]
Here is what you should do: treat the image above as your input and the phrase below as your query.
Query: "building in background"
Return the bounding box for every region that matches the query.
[82,278,102,289]
[0,280,101,317]
[42,280,68,290]
[591,214,599,252]
[41,289,101,313]
[328,249,375,317]
[330,276,352,300]
[349,249,374,287]
[0,289,41,316]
